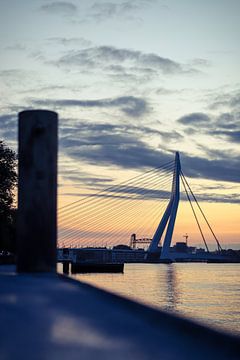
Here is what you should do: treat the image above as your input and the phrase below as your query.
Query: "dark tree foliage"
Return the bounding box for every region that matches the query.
[0,141,17,253]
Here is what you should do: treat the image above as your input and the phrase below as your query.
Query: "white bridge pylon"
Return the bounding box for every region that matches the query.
[148,152,181,259]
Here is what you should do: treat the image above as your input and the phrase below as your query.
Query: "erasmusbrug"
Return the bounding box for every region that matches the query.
[58,152,222,258]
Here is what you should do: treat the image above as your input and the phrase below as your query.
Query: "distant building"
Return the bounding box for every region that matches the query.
[58,247,146,263]
[171,242,188,253]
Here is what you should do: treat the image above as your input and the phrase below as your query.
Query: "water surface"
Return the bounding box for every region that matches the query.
[67,263,240,335]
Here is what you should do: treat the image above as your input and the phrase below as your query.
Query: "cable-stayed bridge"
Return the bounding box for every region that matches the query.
[58,152,225,261]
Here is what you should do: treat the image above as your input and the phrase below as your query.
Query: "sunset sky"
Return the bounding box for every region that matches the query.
[0,0,239,248]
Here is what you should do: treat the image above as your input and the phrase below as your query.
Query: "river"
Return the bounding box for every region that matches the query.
[66,263,240,336]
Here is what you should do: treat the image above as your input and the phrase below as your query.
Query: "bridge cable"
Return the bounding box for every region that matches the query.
[59,181,170,245]
[59,198,167,245]
[58,160,174,213]
[58,168,173,225]
[181,171,222,252]
[180,173,210,252]
[60,198,168,248]
[58,167,174,227]
[59,166,174,231]
[58,161,175,247]
[58,176,172,233]
[58,171,172,246]
[59,198,168,248]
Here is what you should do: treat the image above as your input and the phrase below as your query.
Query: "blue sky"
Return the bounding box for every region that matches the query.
[0,0,240,246]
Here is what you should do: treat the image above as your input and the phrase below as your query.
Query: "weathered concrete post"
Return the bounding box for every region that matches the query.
[17,110,58,272]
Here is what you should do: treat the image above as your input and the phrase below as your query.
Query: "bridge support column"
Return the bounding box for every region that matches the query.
[147,152,181,260]
[161,152,181,259]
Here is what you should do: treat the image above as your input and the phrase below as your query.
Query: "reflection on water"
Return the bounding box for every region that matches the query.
[165,265,178,312]
[65,263,240,335]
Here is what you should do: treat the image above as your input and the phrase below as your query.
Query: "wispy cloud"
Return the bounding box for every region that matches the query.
[210,129,240,143]
[1,107,239,194]
[182,190,240,204]
[209,90,240,110]
[47,37,92,47]
[5,43,26,51]
[56,119,240,184]
[0,114,17,142]
[57,120,179,170]
[39,2,77,16]
[177,92,240,146]
[189,58,211,67]
[31,96,149,117]
[178,112,210,125]
[68,138,240,183]
[86,0,158,22]
[56,45,194,75]
[181,154,239,183]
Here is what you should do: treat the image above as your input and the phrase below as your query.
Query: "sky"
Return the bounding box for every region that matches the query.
[0,0,239,248]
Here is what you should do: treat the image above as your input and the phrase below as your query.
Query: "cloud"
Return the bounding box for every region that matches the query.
[58,119,240,203]
[88,0,154,22]
[68,187,172,202]
[181,154,239,183]
[104,185,171,201]
[68,142,240,183]
[56,45,191,75]
[62,184,240,204]
[0,114,15,126]
[217,112,238,129]
[0,69,28,82]
[210,91,240,110]
[190,58,211,67]
[47,37,92,47]
[105,64,156,83]
[0,114,17,141]
[193,192,240,204]
[155,87,179,95]
[230,94,240,108]
[58,120,176,169]
[57,119,240,184]
[61,179,173,201]
[59,122,182,148]
[176,106,240,146]
[5,43,26,51]
[31,96,149,117]
[186,183,240,204]
[90,1,138,21]
[210,130,240,143]
[39,2,77,16]
[178,112,210,125]
[1,107,239,202]
[60,172,115,189]
[66,141,169,169]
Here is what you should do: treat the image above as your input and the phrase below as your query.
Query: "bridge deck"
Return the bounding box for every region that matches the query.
[0,265,239,360]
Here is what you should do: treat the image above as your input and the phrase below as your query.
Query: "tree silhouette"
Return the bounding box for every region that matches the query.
[0,141,17,253]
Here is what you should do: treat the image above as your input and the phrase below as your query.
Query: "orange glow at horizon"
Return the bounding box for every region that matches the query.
[173,201,240,248]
